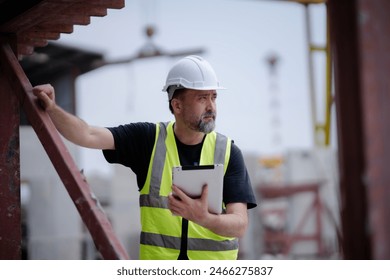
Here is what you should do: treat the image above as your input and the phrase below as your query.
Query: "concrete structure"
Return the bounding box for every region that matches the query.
[20,128,82,259]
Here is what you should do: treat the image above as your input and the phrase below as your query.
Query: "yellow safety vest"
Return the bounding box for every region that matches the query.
[139,121,238,260]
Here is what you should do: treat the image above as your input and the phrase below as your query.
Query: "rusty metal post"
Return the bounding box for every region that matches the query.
[313,188,323,255]
[0,43,129,260]
[0,44,22,259]
[357,0,390,260]
[327,0,371,259]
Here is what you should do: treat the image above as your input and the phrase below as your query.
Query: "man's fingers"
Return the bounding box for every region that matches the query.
[168,192,185,216]
[34,91,51,109]
[33,84,54,99]
[32,84,55,110]
[171,185,190,202]
[201,184,208,203]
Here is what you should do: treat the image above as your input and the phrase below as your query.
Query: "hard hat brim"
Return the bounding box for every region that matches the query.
[162,85,226,92]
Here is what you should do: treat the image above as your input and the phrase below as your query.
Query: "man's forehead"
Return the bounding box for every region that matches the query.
[186,89,217,95]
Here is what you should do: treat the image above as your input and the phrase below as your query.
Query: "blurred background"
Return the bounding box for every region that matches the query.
[16,0,340,259]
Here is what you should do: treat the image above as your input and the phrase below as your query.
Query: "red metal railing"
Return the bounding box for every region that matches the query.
[0,43,129,260]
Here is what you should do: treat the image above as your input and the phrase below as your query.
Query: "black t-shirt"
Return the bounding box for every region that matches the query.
[103,122,256,209]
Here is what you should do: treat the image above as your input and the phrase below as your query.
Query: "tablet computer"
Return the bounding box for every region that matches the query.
[172,164,224,214]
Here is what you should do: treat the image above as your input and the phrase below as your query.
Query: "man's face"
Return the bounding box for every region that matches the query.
[179,89,217,134]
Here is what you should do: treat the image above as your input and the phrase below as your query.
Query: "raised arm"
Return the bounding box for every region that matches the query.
[32,84,114,150]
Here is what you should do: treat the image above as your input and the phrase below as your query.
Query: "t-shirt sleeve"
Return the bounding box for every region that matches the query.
[102,122,156,189]
[223,142,257,209]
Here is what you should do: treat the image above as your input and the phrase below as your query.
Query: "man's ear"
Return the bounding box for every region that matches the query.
[171,98,182,113]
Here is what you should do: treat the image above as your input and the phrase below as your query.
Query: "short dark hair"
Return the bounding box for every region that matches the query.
[168,88,187,114]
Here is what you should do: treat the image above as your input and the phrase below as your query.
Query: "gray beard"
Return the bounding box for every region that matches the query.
[198,118,215,134]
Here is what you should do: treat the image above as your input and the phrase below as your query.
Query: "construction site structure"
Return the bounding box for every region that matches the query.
[255,0,337,259]
[1,0,390,260]
[255,149,340,259]
[0,0,129,260]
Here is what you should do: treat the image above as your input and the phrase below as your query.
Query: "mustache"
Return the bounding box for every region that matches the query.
[201,111,216,118]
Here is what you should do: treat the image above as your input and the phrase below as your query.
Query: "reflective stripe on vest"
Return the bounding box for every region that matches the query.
[139,121,238,260]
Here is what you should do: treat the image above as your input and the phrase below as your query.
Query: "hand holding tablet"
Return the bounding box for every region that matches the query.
[172,164,224,214]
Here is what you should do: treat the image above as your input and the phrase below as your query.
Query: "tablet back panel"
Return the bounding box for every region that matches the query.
[172,164,224,214]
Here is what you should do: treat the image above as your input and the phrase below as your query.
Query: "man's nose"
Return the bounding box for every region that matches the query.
[206,96,216,111]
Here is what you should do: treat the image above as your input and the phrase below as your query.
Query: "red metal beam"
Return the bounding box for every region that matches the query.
[357,0,390,260]
[258,183,326,256]
[258,182,320,198]
[0,43,21,259]
[327,0,371,259]
[0,42,129,260]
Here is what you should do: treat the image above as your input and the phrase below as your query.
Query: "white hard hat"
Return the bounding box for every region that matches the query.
[162,55,225,99]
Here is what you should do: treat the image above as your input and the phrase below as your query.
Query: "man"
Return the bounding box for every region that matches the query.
[33,55,256,260]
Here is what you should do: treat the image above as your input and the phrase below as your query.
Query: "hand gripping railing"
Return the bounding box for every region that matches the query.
[0,43,129,260]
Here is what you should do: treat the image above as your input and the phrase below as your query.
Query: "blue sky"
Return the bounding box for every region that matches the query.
[58,0,327,175]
